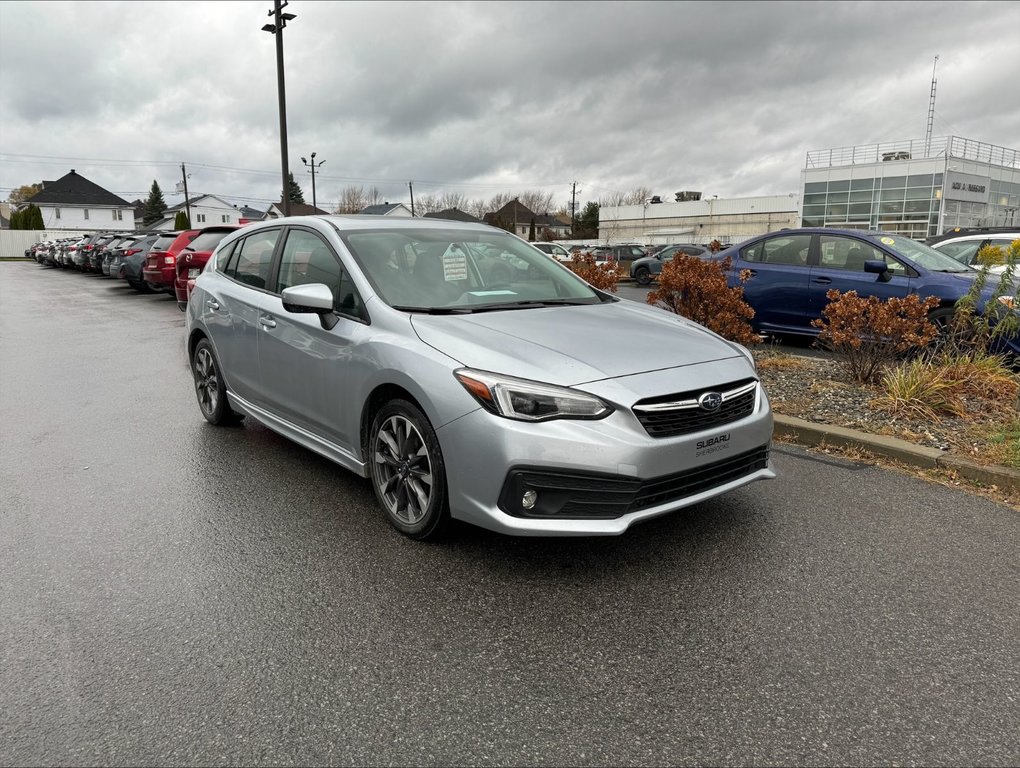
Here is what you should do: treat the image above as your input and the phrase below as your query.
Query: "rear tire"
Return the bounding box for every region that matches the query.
[634,266,651,286]
[191,339,242,425]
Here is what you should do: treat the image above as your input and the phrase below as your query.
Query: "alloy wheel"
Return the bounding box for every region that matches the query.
[372,415,433,526]
[193,347,219,416]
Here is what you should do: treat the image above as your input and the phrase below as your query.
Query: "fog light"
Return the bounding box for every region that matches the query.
[521,490,538,510]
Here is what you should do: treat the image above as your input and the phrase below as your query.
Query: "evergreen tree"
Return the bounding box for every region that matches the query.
[10,208,23,230]
[174,211,191,229]
[576,201,600,239]
[28,204,44,229]
[283,171,305,205]
[528,217,536,242]
[143,180,167,226]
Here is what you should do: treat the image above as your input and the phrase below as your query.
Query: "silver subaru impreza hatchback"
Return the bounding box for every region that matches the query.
[186,216,774,539]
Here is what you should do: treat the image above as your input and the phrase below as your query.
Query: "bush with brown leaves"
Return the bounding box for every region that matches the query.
[811,290,939,384]
[647,255,760,345]
[565,251,619,292]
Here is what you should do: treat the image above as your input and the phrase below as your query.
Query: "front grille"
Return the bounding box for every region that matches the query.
[633,378,757,438]
[499,445,770,519]
[630,446,770,511]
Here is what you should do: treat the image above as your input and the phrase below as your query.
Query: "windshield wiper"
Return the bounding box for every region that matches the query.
[391,305,473,314]
[466,299,597,313]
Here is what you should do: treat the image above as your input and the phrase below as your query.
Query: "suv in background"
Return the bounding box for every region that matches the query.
[630,244,711,285]
[531,242,573,262]
[174,225,241,308]
[143,230,200,293]
[116,234,162,291]
[928,230,1019,273]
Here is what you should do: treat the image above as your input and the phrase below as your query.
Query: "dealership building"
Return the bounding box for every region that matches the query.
[800,136,1019,239]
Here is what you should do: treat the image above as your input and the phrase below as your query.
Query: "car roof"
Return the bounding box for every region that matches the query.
[243,214,500,234]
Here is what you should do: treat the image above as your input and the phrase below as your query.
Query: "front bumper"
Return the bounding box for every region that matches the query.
[436,382,774,536]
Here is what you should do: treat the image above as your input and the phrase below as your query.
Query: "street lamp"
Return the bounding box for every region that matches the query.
[263,0,296,216]
[301,152,325,212]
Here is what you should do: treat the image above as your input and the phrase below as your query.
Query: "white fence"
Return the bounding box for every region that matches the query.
[0,229,91,259]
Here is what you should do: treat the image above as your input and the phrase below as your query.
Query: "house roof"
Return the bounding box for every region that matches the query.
[267,201,331,216]
[483,199,537,227]
[236,205,266,220]
[423,207,482,223]
[24,169,131,207]
[360,202,411,216]
[167,194,236,212]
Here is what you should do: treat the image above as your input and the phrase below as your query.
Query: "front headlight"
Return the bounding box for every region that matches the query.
[454,369,612,422]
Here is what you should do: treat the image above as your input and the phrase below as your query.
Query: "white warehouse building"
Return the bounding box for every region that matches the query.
[597,194,801,247]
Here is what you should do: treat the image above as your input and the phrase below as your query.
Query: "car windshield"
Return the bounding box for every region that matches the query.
[873,234,974,273]
[339,228,605,312]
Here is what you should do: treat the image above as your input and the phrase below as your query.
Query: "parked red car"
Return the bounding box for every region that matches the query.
[173,225,241,309]
[142,230,200,293]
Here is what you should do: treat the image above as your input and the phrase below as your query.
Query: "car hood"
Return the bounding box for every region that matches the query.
[410,300,742,386]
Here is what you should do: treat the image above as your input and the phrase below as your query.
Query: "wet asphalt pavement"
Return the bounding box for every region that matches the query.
[1,262,1018,766]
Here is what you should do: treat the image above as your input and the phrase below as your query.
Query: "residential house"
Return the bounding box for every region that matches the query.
[20,169,135,231]
[265,201,331,219]
[422,207,482,223]
[359,202,413,217]
[483,199,571,239]
[235,205,266,224]
[163,194,245,229]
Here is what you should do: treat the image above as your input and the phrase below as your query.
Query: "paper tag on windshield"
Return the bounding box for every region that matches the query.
[880,237,895,245]
[443,246,468,281]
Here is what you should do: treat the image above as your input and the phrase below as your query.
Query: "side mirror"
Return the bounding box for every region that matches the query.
[864,260,892,282]
[282,283,339,329]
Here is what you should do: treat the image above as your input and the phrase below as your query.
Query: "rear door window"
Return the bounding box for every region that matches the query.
[226,229,281,289]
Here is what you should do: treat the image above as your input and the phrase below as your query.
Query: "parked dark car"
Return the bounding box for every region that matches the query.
[630,244,711,285]
[716,228,1020,356]
[116,234,162,291]
[104,235,146,278]
[143,230,200,293]
[82,233,120,272]
[174,225,242,308]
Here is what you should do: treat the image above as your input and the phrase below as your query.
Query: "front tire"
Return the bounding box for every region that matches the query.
[191,339,241,425]
[369,399,449,540]
[634,266,651,285]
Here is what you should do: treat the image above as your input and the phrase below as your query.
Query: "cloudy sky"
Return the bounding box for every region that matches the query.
[2,0,1018,213]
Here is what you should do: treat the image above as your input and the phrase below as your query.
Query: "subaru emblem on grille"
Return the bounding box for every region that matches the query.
[698,392,723,411]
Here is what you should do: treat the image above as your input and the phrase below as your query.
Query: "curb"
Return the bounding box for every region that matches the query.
[773,414,1020,495]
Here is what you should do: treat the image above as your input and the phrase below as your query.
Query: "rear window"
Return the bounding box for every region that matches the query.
[185,230,234,252]
[151,234,179,251]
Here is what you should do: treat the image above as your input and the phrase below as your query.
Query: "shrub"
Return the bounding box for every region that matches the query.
[811,290,939,384]
[647,255,760,345]
[566,251,619,292]
[874,349,1020,423]
[947,240,1020,356]
[708,239,724,253]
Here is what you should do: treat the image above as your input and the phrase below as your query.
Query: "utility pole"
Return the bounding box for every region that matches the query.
[570,181,578,238]
[180,163,191,225]
[262,0,296,216]
[301,153,324,212]
[409,181,415,217]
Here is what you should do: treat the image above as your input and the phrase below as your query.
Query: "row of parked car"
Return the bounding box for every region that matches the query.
[27,226,241,308]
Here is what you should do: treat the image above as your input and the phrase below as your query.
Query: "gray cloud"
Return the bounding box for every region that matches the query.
[2,0,1018,211]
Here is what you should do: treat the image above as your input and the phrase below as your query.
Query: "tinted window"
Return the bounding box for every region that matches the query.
[152,234,179,251]
[216,241,238,274]
[276,230,342,295]
[818,235,887,272]
[936,241,981,265]
[227,230,280,289]
[186,230,234,252]
[743,234,811,265]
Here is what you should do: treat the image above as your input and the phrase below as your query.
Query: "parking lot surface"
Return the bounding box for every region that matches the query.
[2,263,1018,765]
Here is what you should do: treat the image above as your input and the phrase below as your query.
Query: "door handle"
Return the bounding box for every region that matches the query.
[812,277,832,284]
[206,299,221,311]
[259,317,277,329]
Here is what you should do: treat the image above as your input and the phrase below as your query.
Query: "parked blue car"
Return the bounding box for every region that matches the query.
[716,228,1020,355]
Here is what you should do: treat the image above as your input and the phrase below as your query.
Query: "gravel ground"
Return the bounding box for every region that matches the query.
[754,351,1017,460]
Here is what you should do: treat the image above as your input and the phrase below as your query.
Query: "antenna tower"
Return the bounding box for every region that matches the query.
[924,55,939,156]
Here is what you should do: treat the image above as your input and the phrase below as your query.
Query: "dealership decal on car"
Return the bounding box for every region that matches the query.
[696,433,731,457]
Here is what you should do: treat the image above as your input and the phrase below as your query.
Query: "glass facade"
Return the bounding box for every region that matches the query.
[801,174,943,239]
[941,178,1020,230]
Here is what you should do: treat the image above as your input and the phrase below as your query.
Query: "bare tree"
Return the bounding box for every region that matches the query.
[334,185,367,214]
[599,187,654,207]
[414,194,444,216]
